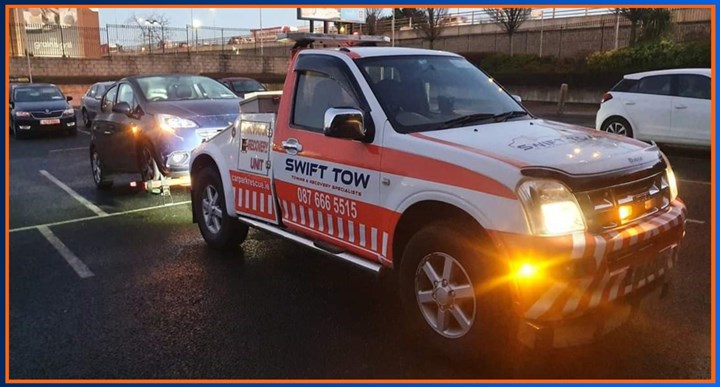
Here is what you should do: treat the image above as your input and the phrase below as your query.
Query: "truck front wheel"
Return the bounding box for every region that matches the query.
[194,167,249,250]
[399,223,516,367]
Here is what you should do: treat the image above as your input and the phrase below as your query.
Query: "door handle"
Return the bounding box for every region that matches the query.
[674,105,688,109]
[281,138,303,155]
[103,130,112,135]
[624,101,636,106]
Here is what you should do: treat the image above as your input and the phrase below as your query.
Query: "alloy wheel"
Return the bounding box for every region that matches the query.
[415,252,477,339]
[202,185,223,234]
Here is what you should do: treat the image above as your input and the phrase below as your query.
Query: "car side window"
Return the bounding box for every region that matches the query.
[676,74,710,100]
[102,85,118,112]
[637,75,671,96]
[611,78,638,93]
[117,84,138,111]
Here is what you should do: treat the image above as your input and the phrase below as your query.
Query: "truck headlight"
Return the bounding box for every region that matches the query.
[665,165,678,201]
[156,114,198,133]
[517,179,586,235]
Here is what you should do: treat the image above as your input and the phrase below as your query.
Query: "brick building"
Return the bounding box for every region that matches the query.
[9,8,102,58]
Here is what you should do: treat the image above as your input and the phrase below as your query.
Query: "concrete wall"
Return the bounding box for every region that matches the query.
[10,53,290,82]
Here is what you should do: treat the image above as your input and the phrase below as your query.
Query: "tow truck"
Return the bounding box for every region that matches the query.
[189,33,687,356]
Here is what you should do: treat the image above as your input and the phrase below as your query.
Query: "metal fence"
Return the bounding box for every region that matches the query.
[10,23,257,57]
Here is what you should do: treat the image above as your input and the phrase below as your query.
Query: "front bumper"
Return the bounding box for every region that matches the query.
[14,116,76,133]
[494,200,687,348]
[155,127,222,177]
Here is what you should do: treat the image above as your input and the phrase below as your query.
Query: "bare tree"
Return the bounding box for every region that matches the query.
[413,8,448,49]
[364,8,384,35]
[484,8,531,56]
[127,12,172,52]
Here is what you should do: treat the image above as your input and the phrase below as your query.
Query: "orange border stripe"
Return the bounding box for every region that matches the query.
[4,4,716,384]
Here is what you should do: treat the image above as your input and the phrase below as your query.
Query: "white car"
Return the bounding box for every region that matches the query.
[596,68,711,148]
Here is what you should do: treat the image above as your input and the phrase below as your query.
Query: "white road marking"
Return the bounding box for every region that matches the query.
[77,129,91,135]
[37,225,94,279]
[39,170,108,217]
[678,179,711,186]
[687,219,706,224]
[49,147,86,153]
[10,201,191,233]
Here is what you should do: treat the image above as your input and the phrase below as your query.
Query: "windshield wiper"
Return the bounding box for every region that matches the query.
[492,110,529,122]
[439,113,496,129]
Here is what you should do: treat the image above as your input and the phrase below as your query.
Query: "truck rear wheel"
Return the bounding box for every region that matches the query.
[194,167,249,250]
[399,223,516,369]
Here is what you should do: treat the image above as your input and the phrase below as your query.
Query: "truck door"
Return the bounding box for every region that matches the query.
[232,113,280,224]
[272,53,390,264]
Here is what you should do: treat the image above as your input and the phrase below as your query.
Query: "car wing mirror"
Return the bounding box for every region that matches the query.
[512,94,522,103]
[323,108,365,141]
[112,101,132,115]
[66,96,73,102]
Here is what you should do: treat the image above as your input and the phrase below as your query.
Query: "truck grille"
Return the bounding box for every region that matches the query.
[576,172,671,232]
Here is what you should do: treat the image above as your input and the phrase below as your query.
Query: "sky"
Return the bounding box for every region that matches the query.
[97,7,601,31]
[98,8,370,30]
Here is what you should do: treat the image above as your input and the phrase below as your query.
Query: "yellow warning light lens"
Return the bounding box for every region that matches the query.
[516,262,539,279]
[619,205,633,222]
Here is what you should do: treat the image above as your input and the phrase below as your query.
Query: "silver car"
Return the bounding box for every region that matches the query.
[80,81,115,127]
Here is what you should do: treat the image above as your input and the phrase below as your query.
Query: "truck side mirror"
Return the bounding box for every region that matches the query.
[323,108,365,141]
[512,95,522,103]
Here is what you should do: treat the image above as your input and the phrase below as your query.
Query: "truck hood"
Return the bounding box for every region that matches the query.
[415,119,663,177]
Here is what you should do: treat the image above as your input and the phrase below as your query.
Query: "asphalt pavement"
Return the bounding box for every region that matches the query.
[8,112,713,380]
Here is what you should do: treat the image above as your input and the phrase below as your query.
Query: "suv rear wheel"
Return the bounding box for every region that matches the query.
[194,167,249,250]
[602,117,634,137]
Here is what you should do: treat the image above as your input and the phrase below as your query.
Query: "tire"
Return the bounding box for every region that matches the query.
[193,167,249,250]
[82,108,91,128]
[90,147,113,189]
[138,143,161,182]
[601,117,634,138]
[398,222,517,369]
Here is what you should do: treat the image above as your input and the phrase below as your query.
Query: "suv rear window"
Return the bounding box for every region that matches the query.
[611,78,638,93]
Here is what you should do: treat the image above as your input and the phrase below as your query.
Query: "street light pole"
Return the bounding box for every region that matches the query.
[259,8,263,56]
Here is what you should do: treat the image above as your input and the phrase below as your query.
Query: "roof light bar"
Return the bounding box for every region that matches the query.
[277,32,390,48]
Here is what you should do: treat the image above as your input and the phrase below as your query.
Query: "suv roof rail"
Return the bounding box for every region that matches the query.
[277,32,390,49]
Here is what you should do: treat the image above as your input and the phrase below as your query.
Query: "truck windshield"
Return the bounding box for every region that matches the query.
[357,55,527,133]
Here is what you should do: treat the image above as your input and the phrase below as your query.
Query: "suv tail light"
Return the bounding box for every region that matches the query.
[601,92,613,103]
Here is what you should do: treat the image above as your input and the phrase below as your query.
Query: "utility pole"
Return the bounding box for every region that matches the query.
[16,9,33,82]
[259,8,263,56]
[391,9,395,47]
[614,11,620,49]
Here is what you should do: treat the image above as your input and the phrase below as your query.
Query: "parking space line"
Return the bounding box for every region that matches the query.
[687,219,706,225]
[77,129,90,135]
[49,147,87,154]
[37,226,94,279]
[39,170,108,217]
[9,201,191,233]
[678,179,711,186]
